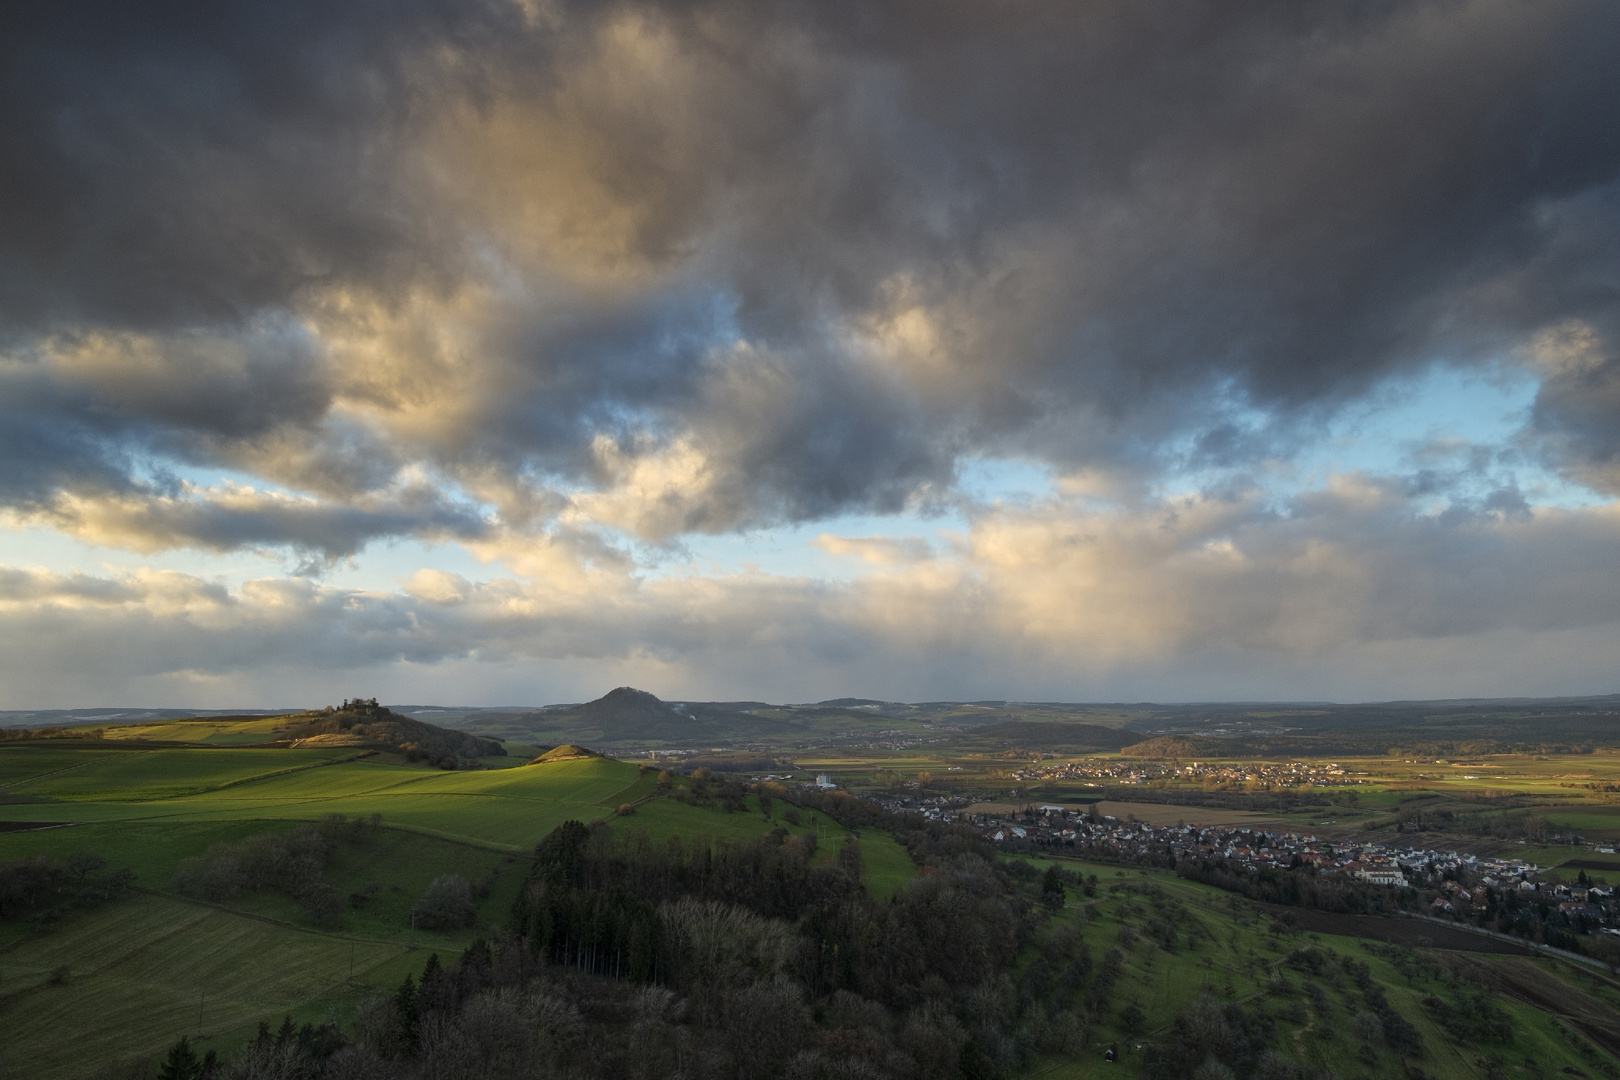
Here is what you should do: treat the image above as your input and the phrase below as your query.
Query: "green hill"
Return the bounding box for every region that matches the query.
[277,700,503,762]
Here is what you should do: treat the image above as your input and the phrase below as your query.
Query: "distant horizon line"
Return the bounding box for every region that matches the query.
[2,689,1618,719]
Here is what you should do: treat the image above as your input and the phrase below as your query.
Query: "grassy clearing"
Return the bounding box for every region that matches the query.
[854,829,914,900]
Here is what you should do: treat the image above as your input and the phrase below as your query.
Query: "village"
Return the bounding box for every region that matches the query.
[1012,757,1365,788]
[863,789,1617,932]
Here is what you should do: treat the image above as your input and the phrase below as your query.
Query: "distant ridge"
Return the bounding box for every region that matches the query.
[1119,734,1224,758]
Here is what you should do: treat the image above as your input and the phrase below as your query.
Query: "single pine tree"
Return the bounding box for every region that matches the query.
[396,973,419,1050]
[156,1036,201,1080]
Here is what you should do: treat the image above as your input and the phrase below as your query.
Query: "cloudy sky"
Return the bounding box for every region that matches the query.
[3,0,1619,709]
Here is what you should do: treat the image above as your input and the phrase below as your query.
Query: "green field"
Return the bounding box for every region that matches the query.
[0,746,138,787]
[0,892,417,1078]
[0,743,926,1077]
[0,750,651,848]
[4,747,361,802]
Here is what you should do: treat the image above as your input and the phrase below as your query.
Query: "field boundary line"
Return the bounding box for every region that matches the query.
[131,885,462,953]
[373,821,534,856]
[23,749,376,805]
[130,750,376,803]
[0,748,142,792]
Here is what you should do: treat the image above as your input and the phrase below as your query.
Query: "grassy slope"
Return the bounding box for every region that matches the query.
[0,754,650,849]
[5,747,360,801]
[0,746,138,787]
[0,892,413,1080]
[0,761,641,1078]
[1019,858,1614,1080]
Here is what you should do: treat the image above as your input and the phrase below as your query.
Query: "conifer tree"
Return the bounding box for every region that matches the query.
[396,973,419,1050]
[156,1036,200,1080]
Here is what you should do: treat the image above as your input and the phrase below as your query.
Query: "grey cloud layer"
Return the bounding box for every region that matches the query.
[3,0,1620,552]
[1,478,1617,706]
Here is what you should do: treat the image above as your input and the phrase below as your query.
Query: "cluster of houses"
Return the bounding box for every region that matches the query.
[966,805,1569,894]
[868,791,973,819]
[1012,759,1364,788]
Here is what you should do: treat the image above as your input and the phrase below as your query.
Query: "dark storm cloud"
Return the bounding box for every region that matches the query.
[2,0,1619,547]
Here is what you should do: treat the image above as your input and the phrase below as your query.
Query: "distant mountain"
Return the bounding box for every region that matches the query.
[535,687,779,744]
[572,687,683,729]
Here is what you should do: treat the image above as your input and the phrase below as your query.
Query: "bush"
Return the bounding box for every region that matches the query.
[413,875,477,929]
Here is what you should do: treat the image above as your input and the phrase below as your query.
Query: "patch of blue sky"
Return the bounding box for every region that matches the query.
[1162,363,1605,511]
[146,462,295,495]
[955,456,1057,506]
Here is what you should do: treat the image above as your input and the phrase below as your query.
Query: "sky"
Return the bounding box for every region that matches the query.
[2,0,1619,709]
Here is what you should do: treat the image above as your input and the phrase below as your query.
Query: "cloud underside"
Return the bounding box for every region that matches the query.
[2,0,1619,698]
